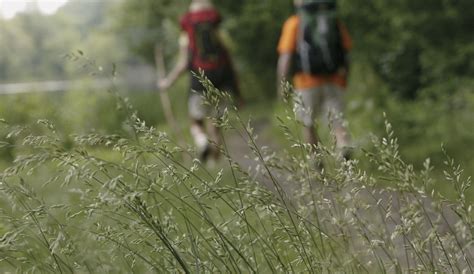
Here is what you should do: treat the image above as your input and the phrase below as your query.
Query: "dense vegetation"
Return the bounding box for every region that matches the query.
[0,0,472,272]
[0,78,472,272]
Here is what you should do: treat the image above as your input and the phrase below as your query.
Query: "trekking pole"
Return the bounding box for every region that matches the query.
[154,44,185,147]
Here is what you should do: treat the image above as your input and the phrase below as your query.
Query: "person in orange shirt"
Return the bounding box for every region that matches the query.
[277,0,352,159]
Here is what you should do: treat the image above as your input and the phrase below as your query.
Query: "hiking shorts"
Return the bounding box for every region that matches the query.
[294,84,345,128]
[188,67,236,121]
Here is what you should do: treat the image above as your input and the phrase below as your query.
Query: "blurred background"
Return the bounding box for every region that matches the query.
[0,0,473,194]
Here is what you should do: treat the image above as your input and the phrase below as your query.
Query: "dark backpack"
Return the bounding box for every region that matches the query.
[295,2,345,75]
[189,10,228,71]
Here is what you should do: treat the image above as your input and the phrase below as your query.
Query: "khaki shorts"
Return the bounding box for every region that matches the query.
[188,92,228,121]
[294,84,345,127]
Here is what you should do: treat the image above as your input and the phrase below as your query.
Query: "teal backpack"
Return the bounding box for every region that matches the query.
[295,0,345,75]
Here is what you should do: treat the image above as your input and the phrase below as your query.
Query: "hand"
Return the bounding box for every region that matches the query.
[157,78,171,91]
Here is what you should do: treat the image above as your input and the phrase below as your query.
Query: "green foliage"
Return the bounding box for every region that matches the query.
[0,0,130,83]
[343,63,474,181]
[0,7,472,272]
[114,0,186,63]
[217,1,293,97]
[0,12,71,82]
[340,0,474,98]
[0,80,472,272]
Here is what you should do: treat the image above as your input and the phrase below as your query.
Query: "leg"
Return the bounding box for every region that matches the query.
[206,87,231,161]
[190,119,212,161]
[205,76,239,161]
[207,121,222,160]
[295,88,325,170]
[295,88,321,146]
[303,125,320,146]
[188,93,211,161]
[325,85,351,159]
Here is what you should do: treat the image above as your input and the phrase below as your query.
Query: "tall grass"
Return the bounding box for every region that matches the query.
[0,68,472,273]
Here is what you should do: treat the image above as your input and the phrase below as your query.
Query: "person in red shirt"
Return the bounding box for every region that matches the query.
[158,0,241,163]
[277,0,352,159]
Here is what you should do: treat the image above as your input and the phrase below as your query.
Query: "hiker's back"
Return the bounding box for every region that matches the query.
[295,0,345,75]
[277,0,353,154]
[180,6,229,72]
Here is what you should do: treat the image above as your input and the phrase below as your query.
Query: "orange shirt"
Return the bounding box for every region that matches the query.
[278,15,352,90]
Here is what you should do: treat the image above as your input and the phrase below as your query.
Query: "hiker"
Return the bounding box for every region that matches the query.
[277,0,352,159]
[157,0,241,162]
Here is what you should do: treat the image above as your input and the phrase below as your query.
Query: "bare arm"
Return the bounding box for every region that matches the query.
[277,52,292,96]
[157,32,189,90]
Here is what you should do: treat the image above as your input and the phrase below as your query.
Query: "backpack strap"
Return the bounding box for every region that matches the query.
[297,11,313,74]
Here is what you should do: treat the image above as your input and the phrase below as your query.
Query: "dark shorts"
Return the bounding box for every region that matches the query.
[190,67,236,95]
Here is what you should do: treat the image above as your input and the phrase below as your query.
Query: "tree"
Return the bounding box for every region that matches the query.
[114,0,186,63]
[340,0,474,98]
[0,0,128,83]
